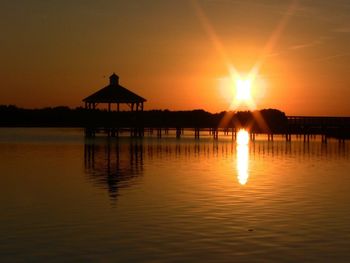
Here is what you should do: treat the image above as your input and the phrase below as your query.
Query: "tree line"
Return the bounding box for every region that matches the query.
[0,105,288,133]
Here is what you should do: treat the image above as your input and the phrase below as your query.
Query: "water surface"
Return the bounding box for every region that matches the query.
[1,128,350,262]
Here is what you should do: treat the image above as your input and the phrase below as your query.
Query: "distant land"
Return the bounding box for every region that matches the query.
[0,105,287,133]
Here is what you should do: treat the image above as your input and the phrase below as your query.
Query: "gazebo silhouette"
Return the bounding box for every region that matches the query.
[83,73,146,112]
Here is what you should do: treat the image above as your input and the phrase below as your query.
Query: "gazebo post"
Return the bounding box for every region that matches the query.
[108,103,111,112]
[117,103,120,112]
[141,102,144,111]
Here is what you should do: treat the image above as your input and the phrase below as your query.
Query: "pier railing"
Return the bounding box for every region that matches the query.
[85,115,350,143]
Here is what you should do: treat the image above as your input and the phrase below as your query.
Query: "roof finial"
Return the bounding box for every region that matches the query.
[109,73,119,86]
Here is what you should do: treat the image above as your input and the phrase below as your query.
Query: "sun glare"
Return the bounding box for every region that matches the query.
[235,78,252,101]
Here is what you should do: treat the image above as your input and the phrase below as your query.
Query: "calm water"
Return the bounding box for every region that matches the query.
[1,128,350,262]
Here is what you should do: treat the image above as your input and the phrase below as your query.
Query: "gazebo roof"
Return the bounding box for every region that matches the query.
[83,74,146,103]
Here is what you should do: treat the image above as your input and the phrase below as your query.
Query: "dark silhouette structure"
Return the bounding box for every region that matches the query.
[287,116,350,143]
[1,105,349,142]
[83,73,146,112]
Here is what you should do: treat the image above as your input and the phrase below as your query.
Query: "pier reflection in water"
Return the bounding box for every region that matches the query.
[83,136,349,199]
[84,139,144,199]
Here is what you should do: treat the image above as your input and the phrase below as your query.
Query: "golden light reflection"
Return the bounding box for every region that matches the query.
[236,129,249,185]
[237,129,249,145]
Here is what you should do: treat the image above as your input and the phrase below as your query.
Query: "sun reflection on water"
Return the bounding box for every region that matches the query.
[236,129,249,185]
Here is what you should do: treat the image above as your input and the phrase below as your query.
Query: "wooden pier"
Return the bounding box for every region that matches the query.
[84,115,350,143]
[82,74,350,143]
[286,116,350,143]
[85,127,234,140]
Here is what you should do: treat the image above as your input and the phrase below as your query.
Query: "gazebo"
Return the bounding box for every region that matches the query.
[83,73,146,112]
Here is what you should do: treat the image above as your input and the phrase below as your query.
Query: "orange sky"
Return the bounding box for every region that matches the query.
[1,0,350,115]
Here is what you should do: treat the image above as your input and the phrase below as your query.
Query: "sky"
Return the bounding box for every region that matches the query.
[1,0,350,115]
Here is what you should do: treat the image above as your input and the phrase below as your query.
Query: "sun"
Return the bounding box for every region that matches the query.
[235,78,252,102]
[218,68,259,111]
[228,72,257,110]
